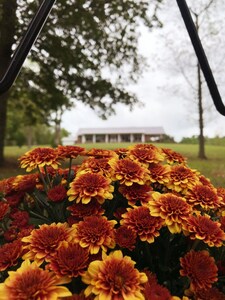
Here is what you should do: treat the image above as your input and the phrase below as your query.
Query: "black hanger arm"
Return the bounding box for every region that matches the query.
[0,0,56,94]
[176,0,225,116]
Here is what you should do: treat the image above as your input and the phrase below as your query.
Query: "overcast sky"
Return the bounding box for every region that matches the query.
[61,0,225,142]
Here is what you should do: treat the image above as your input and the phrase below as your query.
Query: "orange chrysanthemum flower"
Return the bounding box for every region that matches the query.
[19,147,60,172]
[13,174,39,192]
[72,216,116,254]
[121,206,164,243]
[180,250,218,292]
[61,293,94,300]
[114,147,129,158]
[128,143,165,166]
[167,165,200,193]
[217,187,225,209]
[194,287,225,300]
[115,225,137,251]
[0,240,23,271]
[22,222,76,264]
[186,184,221,210]
[78,157,113,178]
[109,158,150,186]
[161,147,187,165]
[183,215,225,247]
[67,199,104,221]
[148,192,192,233]
[57,145,86,159]
[86,148,117,158]
[119,183,152,206]
[0,201,10,221]
[48,241,89,278]
[149,163,171,185]
[47,184,67,202]
[0,260,72,300]
[67,173,114,204]
[82,250,147,300]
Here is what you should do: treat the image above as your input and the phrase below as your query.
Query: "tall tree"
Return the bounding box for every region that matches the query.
[0,0,163,165]
[155,0,225,158]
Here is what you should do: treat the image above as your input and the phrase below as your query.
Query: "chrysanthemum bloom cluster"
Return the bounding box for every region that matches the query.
[0,144,224,298]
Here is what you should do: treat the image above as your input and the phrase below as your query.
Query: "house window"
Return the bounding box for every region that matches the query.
[121,134,130,142]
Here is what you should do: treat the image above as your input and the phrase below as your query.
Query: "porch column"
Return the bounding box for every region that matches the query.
[130,134,134,143]
[81,135,86,143]
[105,134,109,143]
[92,134,96,143]
[141,134,145,143]
[117,134,121,142]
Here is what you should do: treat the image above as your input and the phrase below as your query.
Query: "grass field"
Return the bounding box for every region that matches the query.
[1,143,225,187]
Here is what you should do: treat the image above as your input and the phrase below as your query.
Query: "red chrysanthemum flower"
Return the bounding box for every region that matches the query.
[183,214,225,247]
[78,157,113,178]
[194,287,225,300]
[10,210,30,228]
[0,201,10,221]
[0,260,72,300]
[219,216,225,231]
[67,173,114,204]
[48,241,89,278]
[67,199,104,221]
[57,145,86,159]
[121,206,164,243]
[3,226,18,242]
[148,192,192,233]
[161,147,187,165]
[0,177,15,196]
[19,147,60,172]
[0,239,23,271]
[167,165,200,193]
[109,158,150,186]
[82,250,147,300]
[115,225,137,251]
[72,216,116,254]
[180,250,218,292]
[22,223,76,264]
[143,281,172,300]
[149,163,171,185]
[47,184,67,202]
[119,183,152,206]
[13,174,39,193]
[128,143,165,166]
[186,184,221,210]
[6,192,24,207]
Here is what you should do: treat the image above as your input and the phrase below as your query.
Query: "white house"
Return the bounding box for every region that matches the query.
[76,127,165,144]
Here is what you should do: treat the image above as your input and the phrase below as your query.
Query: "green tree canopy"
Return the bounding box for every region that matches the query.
[0,0,163,165]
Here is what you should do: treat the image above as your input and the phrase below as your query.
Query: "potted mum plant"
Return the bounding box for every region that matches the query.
[0,143,225,300]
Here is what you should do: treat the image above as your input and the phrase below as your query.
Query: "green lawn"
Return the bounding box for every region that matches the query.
[1,143,225,187]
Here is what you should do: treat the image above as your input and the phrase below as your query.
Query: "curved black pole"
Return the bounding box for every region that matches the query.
[176,0,225,116]
[0,0,56,94]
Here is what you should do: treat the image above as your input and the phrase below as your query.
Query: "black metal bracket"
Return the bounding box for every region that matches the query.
[0,0,56,94]
[176,0,225,116]
[0,0,225,116]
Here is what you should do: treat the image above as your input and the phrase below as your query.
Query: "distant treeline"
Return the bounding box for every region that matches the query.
[180,135,225,146]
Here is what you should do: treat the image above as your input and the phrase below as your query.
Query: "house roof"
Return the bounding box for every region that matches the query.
[77,127,165,135]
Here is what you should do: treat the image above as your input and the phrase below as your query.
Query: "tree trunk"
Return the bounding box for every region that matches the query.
[194,15,207,160]
[197,62,207,159]
[0,0,17,166]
